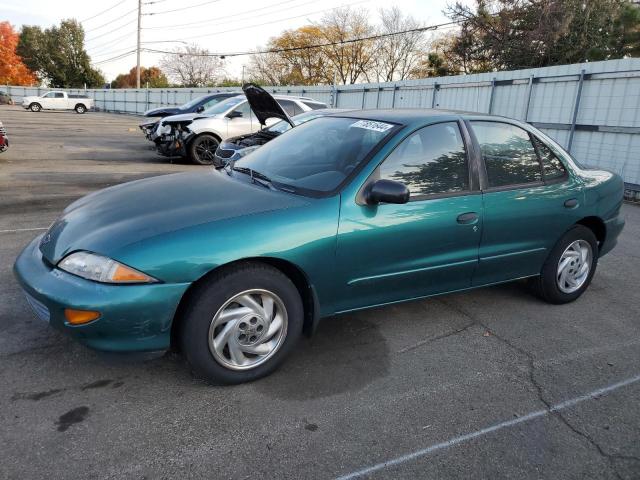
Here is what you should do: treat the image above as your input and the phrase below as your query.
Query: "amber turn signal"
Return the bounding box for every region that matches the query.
[111,264,154,283]
[64,308,100,325]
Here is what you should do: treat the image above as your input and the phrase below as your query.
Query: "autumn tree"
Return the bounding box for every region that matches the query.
[371,7,426,82]
[111,66,169,88]
[0,22,37,86]
[443,0,640,72]
[317,7,376,84]
[249,26,333,85]
[18,19,105,87]
[160,45,226,87]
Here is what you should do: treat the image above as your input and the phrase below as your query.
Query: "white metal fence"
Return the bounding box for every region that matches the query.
[3,58,640,191]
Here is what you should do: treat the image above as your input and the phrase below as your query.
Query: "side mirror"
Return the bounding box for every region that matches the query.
[226,110,243,119]
[365,179,410,205]
[195,105,205,113]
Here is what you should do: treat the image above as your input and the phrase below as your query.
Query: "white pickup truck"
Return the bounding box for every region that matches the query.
[21,91,94,114]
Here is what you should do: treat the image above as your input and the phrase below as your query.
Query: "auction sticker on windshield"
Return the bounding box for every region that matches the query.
[350,120,394,132]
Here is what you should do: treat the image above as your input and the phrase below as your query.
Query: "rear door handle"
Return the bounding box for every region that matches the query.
[564,198,579,208]
[457,212,479,224]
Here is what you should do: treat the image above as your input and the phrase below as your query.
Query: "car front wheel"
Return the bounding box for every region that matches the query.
[188,134,219,165]
[531,225,598,304]
[29,103,41,112]
[179,262,303,384]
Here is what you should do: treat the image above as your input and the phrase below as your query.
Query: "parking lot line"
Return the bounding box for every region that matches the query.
[335,373,640,480]
[0,227,47,234]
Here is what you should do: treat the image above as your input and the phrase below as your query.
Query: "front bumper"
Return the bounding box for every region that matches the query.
[14,235,190,352]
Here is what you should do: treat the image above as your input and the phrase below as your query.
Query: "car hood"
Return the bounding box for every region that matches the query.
[22,96,40,102]
[242,83,294,127]
[144,107,181,117]
[39,171,309,265]
[160,112,201,125]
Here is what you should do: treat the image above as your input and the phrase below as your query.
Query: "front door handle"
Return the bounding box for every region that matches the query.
[564,198,579,208]
[457,212,479,224]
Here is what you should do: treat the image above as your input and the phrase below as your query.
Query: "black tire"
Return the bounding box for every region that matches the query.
[188,134,219,165]
[75,104,86,114]
[29,103,41,112]
[530,225,598,304]
[179,262,304,385]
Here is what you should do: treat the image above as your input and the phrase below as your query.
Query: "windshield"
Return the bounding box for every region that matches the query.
[202,96,244,115]
[237,117,397,195]
[180,95,208,110]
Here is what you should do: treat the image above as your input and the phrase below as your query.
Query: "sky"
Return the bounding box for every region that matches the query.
[0,0,470,82]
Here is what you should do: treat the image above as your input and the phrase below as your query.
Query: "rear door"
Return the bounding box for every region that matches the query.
[334,120,483,312]
[468,120,583,285]
[53,92,67,109]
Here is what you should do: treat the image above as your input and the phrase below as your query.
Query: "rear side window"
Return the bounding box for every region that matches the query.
[380,122,469,197]
[277,100,297,117]
[532,136,567,181]
[472,121,542,188]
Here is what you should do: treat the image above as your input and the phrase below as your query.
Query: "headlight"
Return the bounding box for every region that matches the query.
[58,252,158,284]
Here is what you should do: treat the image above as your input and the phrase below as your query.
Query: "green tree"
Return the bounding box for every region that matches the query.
[442,0,640,73]
[18,19,105,87]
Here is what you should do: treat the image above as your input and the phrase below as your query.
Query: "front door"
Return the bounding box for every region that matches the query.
[468,120,584,285]
[225,101,254,138]
[334,121,482,313]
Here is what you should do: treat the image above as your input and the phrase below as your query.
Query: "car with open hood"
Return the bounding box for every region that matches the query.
[213,108,351,168]
[14,109,624,385]
[139,92,240,141]
[156,84,327,164]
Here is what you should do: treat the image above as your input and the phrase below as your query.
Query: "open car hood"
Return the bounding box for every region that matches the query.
[242,83,294,127]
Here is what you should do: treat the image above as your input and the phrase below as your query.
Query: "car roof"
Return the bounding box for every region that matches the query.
[326,108,523,126]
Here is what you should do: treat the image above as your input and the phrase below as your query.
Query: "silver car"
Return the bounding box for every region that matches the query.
[156,89,327,164]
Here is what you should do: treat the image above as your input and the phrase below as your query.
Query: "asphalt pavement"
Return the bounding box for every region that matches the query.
[1,104,639,479]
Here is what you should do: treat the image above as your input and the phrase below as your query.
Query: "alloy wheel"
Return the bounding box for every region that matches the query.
[208,289,288,371]
[194,138,217,163]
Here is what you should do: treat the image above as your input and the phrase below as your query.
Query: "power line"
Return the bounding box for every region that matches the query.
[81,0,129,22]
[86,17,138,41]
[141,0,313,30]
[88,29,138,54]
[93,49,137,65]
[159,0,369,42]
[142,19,461,58]
[85,7,139,33]
[143,0,222,16]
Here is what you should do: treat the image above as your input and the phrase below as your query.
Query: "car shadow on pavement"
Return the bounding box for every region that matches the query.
[253,313,390,400]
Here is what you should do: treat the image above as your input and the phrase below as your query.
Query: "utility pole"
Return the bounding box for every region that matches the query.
[136,0,142,89]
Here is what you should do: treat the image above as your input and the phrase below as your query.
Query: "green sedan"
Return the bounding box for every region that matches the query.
[14,110,625,384]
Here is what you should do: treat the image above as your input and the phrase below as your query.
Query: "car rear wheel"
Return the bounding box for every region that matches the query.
[530,225,598,304]
[29,103,41,112]
[188,134,219,165]
[179,262,303,384]
[75,104,86,114]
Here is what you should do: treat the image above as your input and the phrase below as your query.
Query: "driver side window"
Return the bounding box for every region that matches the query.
[379,122,469,199]
[231,102,251,118]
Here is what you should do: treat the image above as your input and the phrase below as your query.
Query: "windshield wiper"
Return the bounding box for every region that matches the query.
[232,166,273,189]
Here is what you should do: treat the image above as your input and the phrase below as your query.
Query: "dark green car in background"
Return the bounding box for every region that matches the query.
[14,109,625,384]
